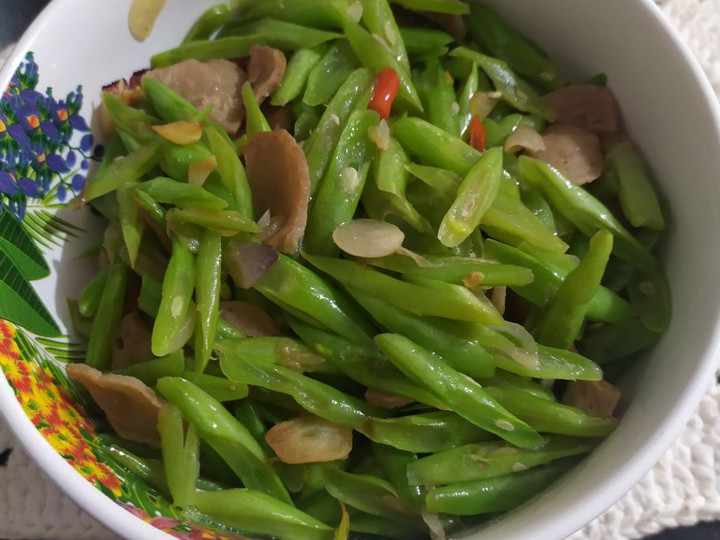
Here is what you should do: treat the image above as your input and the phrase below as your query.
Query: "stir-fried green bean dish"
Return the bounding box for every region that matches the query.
[68,0,671,538]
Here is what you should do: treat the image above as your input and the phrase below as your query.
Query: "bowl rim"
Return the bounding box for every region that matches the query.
[0,1,718,540]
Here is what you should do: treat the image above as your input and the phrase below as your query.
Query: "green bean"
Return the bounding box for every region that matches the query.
[439,146,503,247]
[392,116,481,175]
[242,81,271,137]
[362,0,410,67]
[156,376,291,503]
[136,177,228,210]
[536,230,613,349]
[212,335,331,374]
[287,316,446,408]
[364,143,430,233]
[137,274,162,317]
[465,2,564,90]
[408,436,596,485]
[494,344,603,381]
[375,333,543,448]
[83,138,163,202]
[362,253,533,287]
[141,77,206,123]
[303,41,359,107]
[371,444,424,511]
[416,59,459,136]
[78,264,111,318]
[217,349,376,428]
[191,489,334,540]
[485,386,617,437]
[405,162,461,197]
[271,46,328,107]
[112,350,185,385]
[66,299,93,340]
[450,47,556,121]
[484,113,543,148]
[304,110,380,256]
[303,68,375,192]
[166,207,260,236]
[400,27,453,62]
[627,265,672,333]
[425,457,577,515]
[182,3,232,44]
[233,400,270,451]
[222,0,349,31]
[305,254,502,325]
[101,92,159,145]
[194,230,221,373]
[579,318,662,364]
[389,0,470,15]
[152,237,195,357]
[159,141,214,183]
[360,411,493,454]
[606,140,665,230]
[153,21,341,67]
[133,190,169,246]
[484,239,635,324]
[479,370,555,401]
[180,371,249,402]
[457,61,479,138]
[343,21,423,112]
[253,254,375,347]
[102,441,169,494]
[323,465,420,526]
[158,404,200,507]
[205,125,254,219]
[86,259,129,370]
[518,156,657,270]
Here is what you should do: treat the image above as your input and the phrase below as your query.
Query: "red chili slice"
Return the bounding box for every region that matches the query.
[368,67,400,120]
[469,116,487,152]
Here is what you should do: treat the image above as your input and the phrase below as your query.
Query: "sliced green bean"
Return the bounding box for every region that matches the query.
[136,177,228,210]
[206,125,254,219]
[271,46,328,107]
[156,376,291,503]
[112,350,185,386]
[303,41,359,107]
[86,259,129,370]
[408,436,596,485]
[182,3,233,44]
[375,333,543,448]
[191,489,334,540]
[416,58,459,135]
[536,230,614,349]
[158,404,200,507]
[485,386,617,437]
[78,264,111,318]
[450,47,555,121]
[194,230,221,373]
[242,81,271,137]
[389,0,470,15]
[439,146,503,247]
[425,457,576,515]
[152,237,195,357]
[304,109,379,256]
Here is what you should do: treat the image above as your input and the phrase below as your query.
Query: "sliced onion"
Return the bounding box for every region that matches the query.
[490,286,507,315]
[368,119,391,150]
[151,121,204,145]
[188,155,218,186]
[128,0,167,41]
[470,90,502,119]
[265,416,353,464]
[333,219,405,258]
[347,1,364,22]
[224,241,278,289]
[504,124,546,154]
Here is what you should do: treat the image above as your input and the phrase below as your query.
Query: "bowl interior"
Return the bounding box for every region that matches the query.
[0,0,718,539]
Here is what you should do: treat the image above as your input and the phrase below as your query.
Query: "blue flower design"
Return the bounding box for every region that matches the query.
[0,52,103,218]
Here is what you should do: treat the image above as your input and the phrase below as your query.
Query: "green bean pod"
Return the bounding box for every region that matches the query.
[158,404,200,507]
[112,350,185,386]
[303,40,359,107]
[304,109,380,256]
[181,3,233,44]
[375,333,544,448]
[85,259,129,370]
[271,46,328,107]
[152,238,195,357]
[156,376,291,503]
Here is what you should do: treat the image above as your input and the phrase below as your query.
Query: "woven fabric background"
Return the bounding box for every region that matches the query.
[0,0,718,539]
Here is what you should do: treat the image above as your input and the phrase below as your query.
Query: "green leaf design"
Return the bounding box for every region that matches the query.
[0,250,60,337]
[23,209,84,249]
[0,210,50,280]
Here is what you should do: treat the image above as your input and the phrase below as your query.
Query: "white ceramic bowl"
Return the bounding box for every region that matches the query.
[0,1,718,539]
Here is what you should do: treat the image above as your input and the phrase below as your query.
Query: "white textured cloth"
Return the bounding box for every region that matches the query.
[0,1,719,540]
